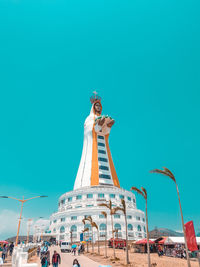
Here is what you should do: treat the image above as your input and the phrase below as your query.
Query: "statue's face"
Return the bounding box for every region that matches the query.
[94,102,102,114]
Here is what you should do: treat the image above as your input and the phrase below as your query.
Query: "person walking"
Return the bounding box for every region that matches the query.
[2,245,7,261]
[9,242,14,256]
[78,244,81,255]
[41,254,48,267]
[72,259,80,267]
[52,250,61,267]
[37,246,41,257]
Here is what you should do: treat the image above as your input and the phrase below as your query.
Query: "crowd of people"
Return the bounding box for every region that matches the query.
[38,243,82,267]
[0,242,14,265]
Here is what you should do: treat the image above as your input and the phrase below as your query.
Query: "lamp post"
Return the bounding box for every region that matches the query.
[0,195,47,246]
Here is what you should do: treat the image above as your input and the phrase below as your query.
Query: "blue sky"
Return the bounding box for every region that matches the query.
[0,0,200,239]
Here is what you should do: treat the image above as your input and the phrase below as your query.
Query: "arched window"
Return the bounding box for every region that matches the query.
[128,224,133,231]
[60,226,65,233]
[71,225,77,232]
[100,223,106,231]
[114,223,121,230]
[143,226,146,232]
[137,225,141,232]
[53,228,56,233]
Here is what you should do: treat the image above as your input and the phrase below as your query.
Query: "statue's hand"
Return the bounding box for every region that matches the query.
[98,117,105,126]
[107,119,115,128]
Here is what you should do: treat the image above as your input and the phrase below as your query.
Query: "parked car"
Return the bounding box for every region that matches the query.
[60,241,71,252]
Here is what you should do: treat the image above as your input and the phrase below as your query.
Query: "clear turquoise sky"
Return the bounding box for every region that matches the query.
[0,0,200,239]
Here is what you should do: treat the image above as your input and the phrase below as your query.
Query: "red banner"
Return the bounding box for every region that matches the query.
[184,221,198,251]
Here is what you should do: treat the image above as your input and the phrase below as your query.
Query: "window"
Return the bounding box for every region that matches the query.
[136,216,141,221]
[119,195,124,199]
[98,193,105,198]
[87,194,93,199]
[127,196,131,201]
[71,225,77,232]
[128,224,133,231]
[114,214,120,219]
[114,223,121,230]
[86,204,94,207]
[133,198,136,203]
[98,150,106,155]
[98,142,105,147]
[75,205,82,208]
[53,228,56,232]
[61,218,65,222]
[99,174,111,179]
[99,214,105,219]
[98,135,104,140]
[137,225,142,232]
[61,199,65,204]
[143,226,146,232]
[98,157,108,162]
[76,195,82,200]
[84,215,91,219]
[109,194,115,198]
[53,220,57,223]
[142,218,145,222]
[99,165,109,170]
[100,224,106,231]
[68,197,72,202]
[60,226,65,233]
[127,215,132,219]
[71,216,77,221]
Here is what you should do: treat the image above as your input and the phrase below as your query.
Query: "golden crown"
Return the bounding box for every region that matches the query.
[90,91,102,104]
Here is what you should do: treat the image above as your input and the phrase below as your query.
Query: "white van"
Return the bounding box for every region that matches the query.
[60,241,71,252]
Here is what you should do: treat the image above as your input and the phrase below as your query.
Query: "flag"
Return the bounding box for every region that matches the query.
[184,220,198,251]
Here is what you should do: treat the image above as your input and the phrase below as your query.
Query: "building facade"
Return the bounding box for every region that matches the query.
[49,93,146,242]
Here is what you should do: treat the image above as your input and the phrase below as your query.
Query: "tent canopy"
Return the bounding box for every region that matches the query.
[136,238,155,245]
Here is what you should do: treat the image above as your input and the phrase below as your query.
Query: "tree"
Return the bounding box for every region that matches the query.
[98,200,119,259]
[150,167,191,267]
[101,211,108,258]
[82,227,89,253]
[114,199,130,265]
[83,216,100,254]
[131,187,151,267]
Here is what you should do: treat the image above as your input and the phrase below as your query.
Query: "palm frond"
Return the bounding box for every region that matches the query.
[163,167,176,182]
[91,222,98,230]
[150,167,176,183]
[98,203,109,209]
[101,211,107,218]
[82,227,89,233]
[141,187,147,199]
[112,207,123,215]
[131,186,144,198]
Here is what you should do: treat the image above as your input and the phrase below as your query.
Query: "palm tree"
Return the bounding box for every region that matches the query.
[83,216,99,254]
[98,200,119,259]
[150,167,191,267]
[131,187,151,267]
[91,221,100,254]
[101,211,108,258]
[82,227,89,252]
[114,199,130,265]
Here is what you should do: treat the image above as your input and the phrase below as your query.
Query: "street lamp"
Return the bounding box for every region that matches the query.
[0,195,47,246]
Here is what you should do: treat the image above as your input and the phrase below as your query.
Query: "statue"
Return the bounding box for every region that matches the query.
[73,92,120,190]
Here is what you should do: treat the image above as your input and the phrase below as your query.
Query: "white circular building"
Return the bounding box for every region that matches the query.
[49,93,146,242]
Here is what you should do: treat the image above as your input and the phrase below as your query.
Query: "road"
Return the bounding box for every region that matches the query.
[46,246,103,267]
